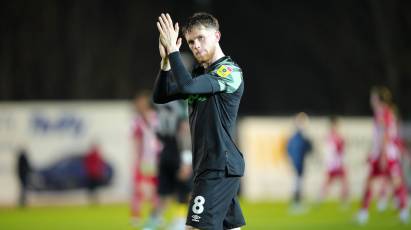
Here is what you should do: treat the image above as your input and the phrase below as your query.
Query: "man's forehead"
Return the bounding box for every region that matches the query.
[184,25,216,38]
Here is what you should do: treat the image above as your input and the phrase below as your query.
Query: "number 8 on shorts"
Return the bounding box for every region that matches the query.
[192,195,205,214]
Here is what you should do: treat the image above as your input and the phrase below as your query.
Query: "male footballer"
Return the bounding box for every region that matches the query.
[153,12,245,230]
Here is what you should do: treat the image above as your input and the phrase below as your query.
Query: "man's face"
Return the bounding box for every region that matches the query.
[184,25,220,64]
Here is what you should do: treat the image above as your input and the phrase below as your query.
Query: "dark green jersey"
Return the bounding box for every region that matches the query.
[153,52,244,177]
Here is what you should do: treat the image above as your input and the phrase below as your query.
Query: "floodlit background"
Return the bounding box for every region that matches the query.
[1,0,411,229]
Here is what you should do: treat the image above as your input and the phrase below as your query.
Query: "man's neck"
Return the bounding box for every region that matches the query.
[202,46,225,69]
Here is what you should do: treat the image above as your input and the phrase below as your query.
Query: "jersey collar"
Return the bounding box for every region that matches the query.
[193,56,231,74]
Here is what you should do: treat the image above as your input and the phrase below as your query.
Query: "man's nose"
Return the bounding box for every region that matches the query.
[193,40,201,49]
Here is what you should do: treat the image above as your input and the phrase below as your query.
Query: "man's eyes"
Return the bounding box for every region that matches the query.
[188,36,204,45]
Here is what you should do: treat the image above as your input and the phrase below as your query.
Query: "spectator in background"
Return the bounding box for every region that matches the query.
[16,147,32,208]
[287,112,312,212]
[130,90,163,227]
[84,142,104,204]
[318,116,349,206]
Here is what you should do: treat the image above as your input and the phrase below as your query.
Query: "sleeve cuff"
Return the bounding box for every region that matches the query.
[168,51,180,60]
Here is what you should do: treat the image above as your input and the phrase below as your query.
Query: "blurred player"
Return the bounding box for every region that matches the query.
[318,116,349,205]
[154,12,245,230]
[143,101,193,230]
[130,90,162,226]
[357,86,409,224]
[287,112,312,212]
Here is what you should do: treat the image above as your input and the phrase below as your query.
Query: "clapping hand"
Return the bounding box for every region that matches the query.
[157,13,182,55]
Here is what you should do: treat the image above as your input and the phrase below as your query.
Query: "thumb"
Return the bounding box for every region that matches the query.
[176,37,182,49]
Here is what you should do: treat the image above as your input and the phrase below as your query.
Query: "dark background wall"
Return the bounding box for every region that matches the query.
[1,0,411,118]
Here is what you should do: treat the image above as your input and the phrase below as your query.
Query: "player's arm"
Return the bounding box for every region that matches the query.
[152,69,187,103]
[152,33,187,104]
[168,51,222,94]
[169,50,244,95]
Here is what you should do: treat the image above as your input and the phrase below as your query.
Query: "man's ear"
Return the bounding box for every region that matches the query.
[215,31,221,42]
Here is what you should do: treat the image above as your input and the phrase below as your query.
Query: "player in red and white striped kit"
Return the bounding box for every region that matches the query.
[357,86,409,224]
[130,90,163,226]
[318,116,349,205]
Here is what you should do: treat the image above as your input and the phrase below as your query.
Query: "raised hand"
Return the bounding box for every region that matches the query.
[156,13,182,54]
[159,38,171,70]
[159,38,167,59]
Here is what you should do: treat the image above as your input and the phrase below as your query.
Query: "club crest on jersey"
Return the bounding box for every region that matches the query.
[216,65,232,78]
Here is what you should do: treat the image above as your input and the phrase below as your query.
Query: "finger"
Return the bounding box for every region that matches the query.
[156,22,166,37]
[166,13,174,29]
[160,14,170,29]
[161,14,174,30]
[158,16,168,32]
[156,22,164,34]
[175,22,179,34]
[176,37,182,49]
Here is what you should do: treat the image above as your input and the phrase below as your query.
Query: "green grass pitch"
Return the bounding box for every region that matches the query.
[0,200,409,229]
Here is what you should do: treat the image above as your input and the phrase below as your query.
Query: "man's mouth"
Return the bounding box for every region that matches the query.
[196,50,206,56]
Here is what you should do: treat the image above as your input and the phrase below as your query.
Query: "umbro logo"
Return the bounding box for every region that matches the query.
[191,214,201,222]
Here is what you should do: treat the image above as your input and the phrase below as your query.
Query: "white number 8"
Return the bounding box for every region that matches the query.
[192,196,205,214]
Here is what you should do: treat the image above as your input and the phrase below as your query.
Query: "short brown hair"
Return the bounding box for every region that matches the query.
[182,12,219,35]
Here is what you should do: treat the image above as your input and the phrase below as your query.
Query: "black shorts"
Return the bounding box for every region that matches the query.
[186,170,245,230]
[158,163,193,203]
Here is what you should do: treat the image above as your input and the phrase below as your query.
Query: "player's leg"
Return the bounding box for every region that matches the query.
[130,175,144,226]
[340,170,349,204]
[222,196,245,230]
[361,164,378,210]
[377,174,390,212]
[148,176,160,213]
[357,177,372,224]
[361,176,373,207]
[319,172,332,202]
[171,176,193,230]
[388,161,409,223]
[292,172,303,206]
[186,170,245,230]
[357,165,376,225]
[290,164,306,214]
[144,165,174,229]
